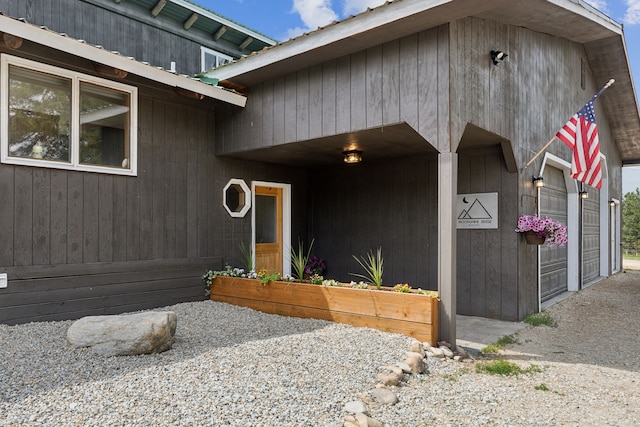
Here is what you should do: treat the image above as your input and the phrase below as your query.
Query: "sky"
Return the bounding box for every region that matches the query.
[195,0,640,193]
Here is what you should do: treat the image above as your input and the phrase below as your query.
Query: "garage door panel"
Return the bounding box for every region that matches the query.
[540,166,568,302]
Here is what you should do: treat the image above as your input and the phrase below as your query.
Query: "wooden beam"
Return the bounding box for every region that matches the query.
[218,79,247,95]
[238,37,253,50]
[0,32,23,49]
[175,87,205,100]
[94,64,128,79]
[150,0,167,17]
[438,151,457,347]
[184,13,198,30]
[213,25,227,41]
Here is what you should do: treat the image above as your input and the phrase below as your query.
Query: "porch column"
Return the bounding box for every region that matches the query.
[438,151,457,346]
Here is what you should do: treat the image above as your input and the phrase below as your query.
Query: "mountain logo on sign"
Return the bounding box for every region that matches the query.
[458,199,492,219]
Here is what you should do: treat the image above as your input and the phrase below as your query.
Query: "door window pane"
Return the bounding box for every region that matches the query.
[8,66,71,162]
[255,195,276,243]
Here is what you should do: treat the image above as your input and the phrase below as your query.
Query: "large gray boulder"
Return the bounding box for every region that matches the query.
[67,311,177,356]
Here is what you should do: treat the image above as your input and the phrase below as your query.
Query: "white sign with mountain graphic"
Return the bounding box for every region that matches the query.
[457,193,498,229]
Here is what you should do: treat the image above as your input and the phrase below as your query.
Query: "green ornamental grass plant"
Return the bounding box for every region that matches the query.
[291,238,314,281]
[351,247,384,289]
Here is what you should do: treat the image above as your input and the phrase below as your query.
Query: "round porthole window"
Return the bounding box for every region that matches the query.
[223,178,251,217]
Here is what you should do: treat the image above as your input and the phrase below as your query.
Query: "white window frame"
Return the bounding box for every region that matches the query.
[200,46,233,72]
[1,54,138,176]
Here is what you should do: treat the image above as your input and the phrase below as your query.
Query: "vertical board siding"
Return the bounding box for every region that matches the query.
[309,155,438,290]
[217,29,444,153]
[456,149,518,321]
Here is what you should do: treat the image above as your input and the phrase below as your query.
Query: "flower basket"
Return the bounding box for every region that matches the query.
[515,214,567,247]
[523,230,545,245]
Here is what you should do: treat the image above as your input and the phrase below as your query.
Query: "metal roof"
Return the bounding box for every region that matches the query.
[124,0,277,54]
[0,12,246,107]
[205,0,640,165]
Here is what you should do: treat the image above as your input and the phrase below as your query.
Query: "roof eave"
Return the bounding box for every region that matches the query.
[0,14,247,107]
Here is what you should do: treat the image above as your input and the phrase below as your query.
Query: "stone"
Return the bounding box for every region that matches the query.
[377,365,403,386]
[410,340,425,356]
[396,362,412,373]
[343,417,360,427]
[355,413,383,427]
[456,345,470,359]
[370,387,398,405]
[440,346,454,359]
[67,311,177,356]
[430,346,445,358]
[405,351,425,374]
[344,400,369,415]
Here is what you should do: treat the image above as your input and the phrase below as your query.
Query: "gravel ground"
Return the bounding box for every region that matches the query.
[1,271,639,426]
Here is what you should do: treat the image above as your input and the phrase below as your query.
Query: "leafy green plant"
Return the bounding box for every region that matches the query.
[524,310,558,327]
[257,269,281,285]
[291,238,314,280]
[309,274,323,284]
[417,289,438,298]
[393,283,412,293]
[351,247,384,289]
[238,241,254,272]
[476,359,542,376]
[482,334,519,354]
[534,383,550,391]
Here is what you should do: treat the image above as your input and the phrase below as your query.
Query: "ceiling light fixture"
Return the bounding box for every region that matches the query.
[343,150,362,164]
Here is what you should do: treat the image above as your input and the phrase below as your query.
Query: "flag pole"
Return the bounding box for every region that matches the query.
[521,78,615,173]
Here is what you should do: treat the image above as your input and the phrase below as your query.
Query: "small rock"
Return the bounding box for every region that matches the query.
[344,400,369,415]
[456,345,470,359]
[378,371,402,386]
[453,355,462,361]
[430,347,445,358]
[343,416,360,427]
[355,413,383,427]
[396,362,412,373]
[440,346,454,359]
[405,351,425,374]
[370,387,398,405]
[422,342,432,351]
[410,340,425,356]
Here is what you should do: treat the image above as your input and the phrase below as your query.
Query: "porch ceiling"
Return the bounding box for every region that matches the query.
[218,122,438,166]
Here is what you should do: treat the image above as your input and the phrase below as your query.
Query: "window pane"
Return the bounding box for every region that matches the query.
[255,195,277,243]
[79,82,130,168]
[8,66,71,162]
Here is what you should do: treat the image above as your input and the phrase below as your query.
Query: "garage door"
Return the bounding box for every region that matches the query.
[582,185,600,286]
[540,166,568,301]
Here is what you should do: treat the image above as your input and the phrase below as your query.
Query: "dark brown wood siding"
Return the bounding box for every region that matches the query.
[0,73,308,324]
[0,0,237,75]
[308,155,438,290]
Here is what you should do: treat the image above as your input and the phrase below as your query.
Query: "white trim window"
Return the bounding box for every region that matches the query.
[200,47,233,72]
[1,54,137,176]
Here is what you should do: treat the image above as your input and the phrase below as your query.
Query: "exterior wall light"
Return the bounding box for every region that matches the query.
[532,176,545,188]
[579,190,589,200]
[491,50,508,65]
[609,200,616,207]
[343,150,362,164]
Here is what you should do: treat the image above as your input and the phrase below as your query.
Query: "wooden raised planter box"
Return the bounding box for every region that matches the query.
[210,277,439,345]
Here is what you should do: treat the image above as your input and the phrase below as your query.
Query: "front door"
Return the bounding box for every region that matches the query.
[254,185,283,274]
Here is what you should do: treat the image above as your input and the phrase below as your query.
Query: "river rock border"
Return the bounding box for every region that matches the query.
[339,340,473,427]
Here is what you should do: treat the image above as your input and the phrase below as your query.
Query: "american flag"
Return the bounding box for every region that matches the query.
[555,95,602,189]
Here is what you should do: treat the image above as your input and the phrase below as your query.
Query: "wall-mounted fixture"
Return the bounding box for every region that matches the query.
[609,200,616,207]
[343,150,362,164]
[491,50,508,65]
[579,190,589,200]
[532,176,545,188]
